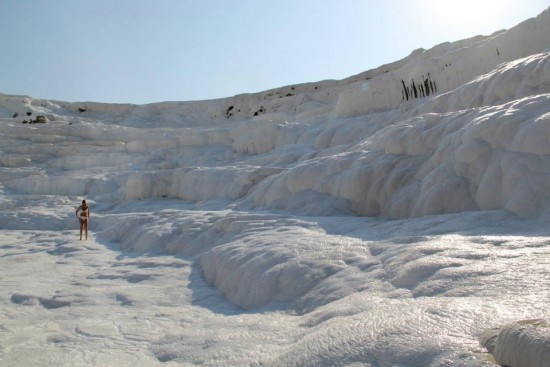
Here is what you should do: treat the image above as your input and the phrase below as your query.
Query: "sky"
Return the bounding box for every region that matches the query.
[1,0,548,105]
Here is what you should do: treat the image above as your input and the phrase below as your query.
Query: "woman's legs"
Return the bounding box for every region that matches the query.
[79,219,84,240]
[84,219,88,240]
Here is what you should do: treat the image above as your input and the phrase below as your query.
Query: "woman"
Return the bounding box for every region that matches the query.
[76,199,90,240]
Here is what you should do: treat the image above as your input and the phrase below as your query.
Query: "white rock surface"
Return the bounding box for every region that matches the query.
[1,6,550,367]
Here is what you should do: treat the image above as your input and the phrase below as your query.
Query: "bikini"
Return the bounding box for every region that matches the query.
[78,206,88,220]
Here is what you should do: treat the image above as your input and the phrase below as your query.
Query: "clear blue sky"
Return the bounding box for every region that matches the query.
[1,0,548,104]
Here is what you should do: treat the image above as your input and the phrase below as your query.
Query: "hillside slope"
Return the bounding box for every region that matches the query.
[1,9,550,221]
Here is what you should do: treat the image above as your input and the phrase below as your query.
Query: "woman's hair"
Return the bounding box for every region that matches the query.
[82,200,86,204]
